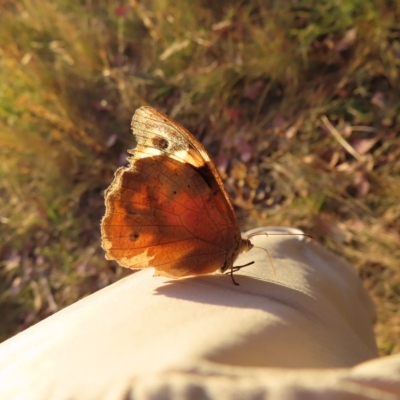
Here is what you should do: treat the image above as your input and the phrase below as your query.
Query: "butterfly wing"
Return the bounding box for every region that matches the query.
[131,106,239,230]
[101,107,247,278]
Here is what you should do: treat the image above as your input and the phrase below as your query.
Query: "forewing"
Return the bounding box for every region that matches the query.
[131,107,238,228]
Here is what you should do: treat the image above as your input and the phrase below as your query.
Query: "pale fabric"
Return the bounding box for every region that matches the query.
[0,227,398,399]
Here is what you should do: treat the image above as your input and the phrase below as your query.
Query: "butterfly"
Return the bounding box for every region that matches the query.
[101,106,253,285]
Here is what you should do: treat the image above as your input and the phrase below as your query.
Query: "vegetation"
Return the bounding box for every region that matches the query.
[1,0,399,355]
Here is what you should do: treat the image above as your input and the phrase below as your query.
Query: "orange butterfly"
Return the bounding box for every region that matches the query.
[101,106,253,284]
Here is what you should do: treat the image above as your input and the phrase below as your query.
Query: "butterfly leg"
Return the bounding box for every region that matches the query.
[227,261,255,286]
[229,266,239,286]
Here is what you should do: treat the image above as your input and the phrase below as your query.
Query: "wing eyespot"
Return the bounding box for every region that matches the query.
[152,136,169,150]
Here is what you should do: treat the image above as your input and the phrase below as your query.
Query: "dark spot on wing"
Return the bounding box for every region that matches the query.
[152,136,169,150]
[193,164,220,194]
[131,232,140,240]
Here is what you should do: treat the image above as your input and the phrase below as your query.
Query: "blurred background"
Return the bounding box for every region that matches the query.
[0,0,399,355]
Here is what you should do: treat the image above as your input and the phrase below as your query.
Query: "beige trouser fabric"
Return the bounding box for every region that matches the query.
[0,227,398,399]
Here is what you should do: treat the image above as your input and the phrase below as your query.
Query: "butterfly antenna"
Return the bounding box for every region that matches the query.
[247,231,313,240]
[227,231,311,285]
[244,230,312,278]
[251,245,276,277]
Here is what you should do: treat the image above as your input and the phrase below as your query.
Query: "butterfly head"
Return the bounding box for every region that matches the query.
[220,238,253,273]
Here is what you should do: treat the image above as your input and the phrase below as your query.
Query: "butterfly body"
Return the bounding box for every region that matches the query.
[101,107,252,279]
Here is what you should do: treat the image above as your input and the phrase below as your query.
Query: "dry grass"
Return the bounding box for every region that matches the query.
[0,0,399,355]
